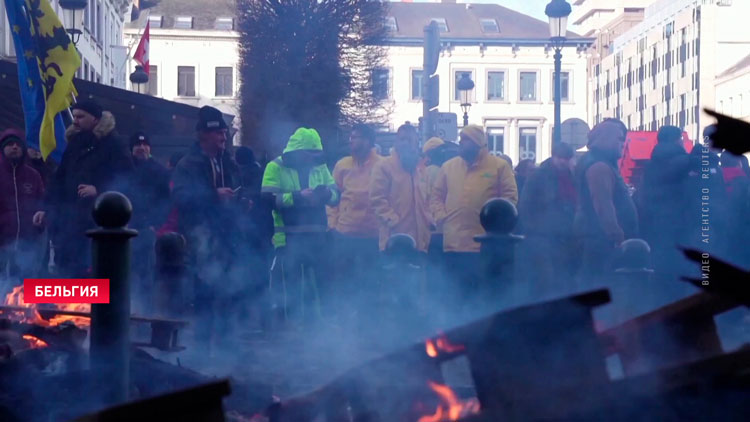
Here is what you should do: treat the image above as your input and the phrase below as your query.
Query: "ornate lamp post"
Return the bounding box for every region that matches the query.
[457,73,475,127]
[545,0,572,147]
[129,65,149,94]
[59,0,87,46]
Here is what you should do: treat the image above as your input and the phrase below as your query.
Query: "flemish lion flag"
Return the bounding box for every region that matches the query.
[4,0,81,160]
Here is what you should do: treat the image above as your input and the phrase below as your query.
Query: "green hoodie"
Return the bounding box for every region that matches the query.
[261,128,339,248]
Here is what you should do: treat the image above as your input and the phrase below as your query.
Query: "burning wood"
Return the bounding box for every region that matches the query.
[1,286,91,328]
[22,334,48,349]
[425,332,465,358]
[418,381,480,422]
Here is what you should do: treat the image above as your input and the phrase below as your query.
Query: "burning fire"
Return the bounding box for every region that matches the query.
[425,332,466,358]
[22,334,49,349]
[418,382,480,422]
[2,286,91,328]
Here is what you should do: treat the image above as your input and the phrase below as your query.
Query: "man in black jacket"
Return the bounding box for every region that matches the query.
[517,142,577,295]
[34,100,133,278]
[171,106,245,342]
[129,132,170,311]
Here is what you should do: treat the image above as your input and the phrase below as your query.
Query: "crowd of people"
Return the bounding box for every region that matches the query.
[0,100,744,342]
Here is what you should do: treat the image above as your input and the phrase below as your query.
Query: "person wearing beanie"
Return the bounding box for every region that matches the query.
[127,131,170,308]
[370,124,432,253]
[429,124,517,309]
[517,141,578,294]
[325,123,383,319]
[36,100,133,278]
[0,129,45,285]
[573,119,637,282]
[261,127,339,326]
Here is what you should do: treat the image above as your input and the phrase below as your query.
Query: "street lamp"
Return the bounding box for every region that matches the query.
[59,0,87,46]
[129,65,149,94]
[545,0,572,147]
[457,73,474,127]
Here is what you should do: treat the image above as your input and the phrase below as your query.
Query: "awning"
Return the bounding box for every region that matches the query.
[0,59,234,163]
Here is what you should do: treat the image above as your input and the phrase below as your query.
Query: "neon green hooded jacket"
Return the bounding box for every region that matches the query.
[261,128,339,248]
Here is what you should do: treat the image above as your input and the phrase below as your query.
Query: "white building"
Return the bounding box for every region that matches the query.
[123,0,241,143]
[587,0,750,142]
[382,3,592,163]
[0,0,131,88]
[715,53,750,123]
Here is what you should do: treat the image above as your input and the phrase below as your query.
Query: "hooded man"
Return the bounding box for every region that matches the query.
[261,127,339,325]
[370,124,432,254]
[0,130,45,285]
[36,100,133,277]
[430,124,517,307]
[574,119,638,282]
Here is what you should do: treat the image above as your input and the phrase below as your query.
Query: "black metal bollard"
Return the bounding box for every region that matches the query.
[474,198,523,285]
[154,233,191,318]
[613,239,654,275]
[86,192,138,406]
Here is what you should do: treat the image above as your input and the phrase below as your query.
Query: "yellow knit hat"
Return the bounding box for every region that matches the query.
[459,124,487,148]
[422,137,445,154]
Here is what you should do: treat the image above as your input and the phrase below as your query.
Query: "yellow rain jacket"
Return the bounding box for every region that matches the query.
[370,151,432,252]
[327,149,383,238]
[430,126,518,253]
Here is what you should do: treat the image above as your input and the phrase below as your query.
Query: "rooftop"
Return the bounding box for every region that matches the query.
[717,52,750,80]
[126,0,237,31]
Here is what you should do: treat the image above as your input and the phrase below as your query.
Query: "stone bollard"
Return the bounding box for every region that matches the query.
[86,191,138,406]
[474,198,523,286]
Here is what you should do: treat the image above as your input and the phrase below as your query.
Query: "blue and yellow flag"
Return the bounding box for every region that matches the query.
[3,0,81,161]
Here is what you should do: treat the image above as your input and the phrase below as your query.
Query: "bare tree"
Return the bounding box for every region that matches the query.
[237,0,389,161]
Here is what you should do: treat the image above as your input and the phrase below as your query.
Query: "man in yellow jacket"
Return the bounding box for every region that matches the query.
[430,124,518,308]
[370,124,432,254]
[327,123,383,317]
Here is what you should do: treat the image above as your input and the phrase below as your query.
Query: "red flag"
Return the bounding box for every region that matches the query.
[133,21,150,75]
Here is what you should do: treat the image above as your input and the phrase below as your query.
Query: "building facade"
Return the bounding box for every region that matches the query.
[123,0,241,143]
[587,0,750,142]
[382,3,592,164]
[0,0,131,88]
[715,53,750,123]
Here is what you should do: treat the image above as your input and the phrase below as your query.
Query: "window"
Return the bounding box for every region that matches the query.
[372,68,390,100]
[487,127,505,154]
[148,65,158,96]
[215,67,233,97]
[454,70,475,101]
[411,69,423,100]
[174,16,193,29]
[519,71,537,102]
[519,128,537,161]
[215,17,234,30]
[96,1,102,41]
[480,19,499,33]
[149,15,163,28]
[487,71,505,101]
[430,18,448,33]
[552,71,570,102]
[385,16,398,32]
[178,66,196,96]
[83,60,89,81]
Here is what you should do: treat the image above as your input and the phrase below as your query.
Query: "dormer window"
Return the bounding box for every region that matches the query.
[430,18,449,33]
[480,18,499,33]
[215,17,234,30]
[174,16,193,29]
[385,16,398,32]
[148,15,162,28]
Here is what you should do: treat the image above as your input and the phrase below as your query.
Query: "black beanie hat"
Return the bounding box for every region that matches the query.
[196,105,228,132]
[130,131,150,149]
[71,100,103,119]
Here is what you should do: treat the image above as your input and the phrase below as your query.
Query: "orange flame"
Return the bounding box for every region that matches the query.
[426,339,438,357]
[418,382,480,422]
[425,332,465,358]
[22,334,49,349]
[2,286,90,328]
